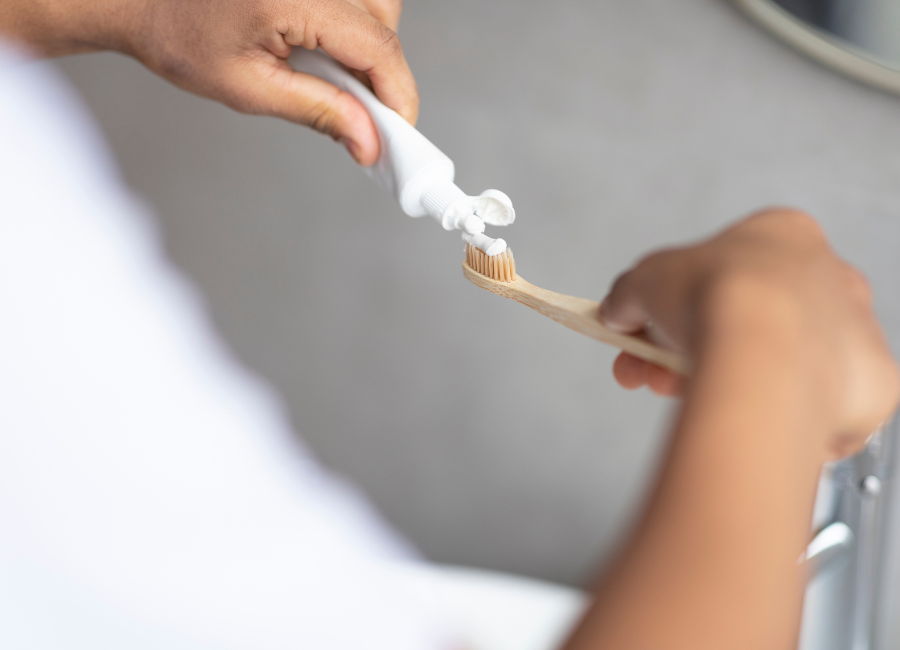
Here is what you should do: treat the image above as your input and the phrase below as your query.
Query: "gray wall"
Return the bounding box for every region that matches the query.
[59,0,900,587]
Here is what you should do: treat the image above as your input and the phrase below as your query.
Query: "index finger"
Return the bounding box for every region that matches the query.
[613,352,685,397]
[282,0,419,125]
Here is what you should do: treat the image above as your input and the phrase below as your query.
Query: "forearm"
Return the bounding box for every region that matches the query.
[0,0,136,56]
[567,286,828,649]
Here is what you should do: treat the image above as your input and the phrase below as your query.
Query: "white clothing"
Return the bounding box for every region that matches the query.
[0,46,454,650]
[0,45,587,650]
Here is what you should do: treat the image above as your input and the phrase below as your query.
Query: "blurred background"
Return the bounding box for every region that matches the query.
[57,0,900,588]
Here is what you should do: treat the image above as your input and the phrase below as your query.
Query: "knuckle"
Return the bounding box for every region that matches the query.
[784,211,828,244]
[775,206,816,223]
[637,248,680,279]
[229,90,268,116]
[301,100,340,136]
[747,206,824,238]
[220,62,275,116]
[373,24,402,61]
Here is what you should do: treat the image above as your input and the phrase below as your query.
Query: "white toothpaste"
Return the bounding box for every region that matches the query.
[290,49,514,255]
[462,232,508,256]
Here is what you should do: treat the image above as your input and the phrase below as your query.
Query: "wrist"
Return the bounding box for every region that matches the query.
[0,0,143,57]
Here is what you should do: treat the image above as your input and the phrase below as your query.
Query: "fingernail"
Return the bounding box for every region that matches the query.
[339,137,362,164]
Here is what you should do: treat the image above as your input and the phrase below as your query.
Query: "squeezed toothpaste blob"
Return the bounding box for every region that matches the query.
[452,193,513,255]
[463,231,508,256]
[460,214,485,235]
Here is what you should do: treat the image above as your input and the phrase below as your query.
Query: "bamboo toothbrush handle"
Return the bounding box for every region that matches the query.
[463,261,690,375]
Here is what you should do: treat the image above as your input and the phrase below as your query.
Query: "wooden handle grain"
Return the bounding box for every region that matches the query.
[463,261,690,375]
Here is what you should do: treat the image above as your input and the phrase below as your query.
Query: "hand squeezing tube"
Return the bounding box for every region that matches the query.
[290,49,515,249]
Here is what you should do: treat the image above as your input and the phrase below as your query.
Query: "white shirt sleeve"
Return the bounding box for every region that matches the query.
[0,45,458,650]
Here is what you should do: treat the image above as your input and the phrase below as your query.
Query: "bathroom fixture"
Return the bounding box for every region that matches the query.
[797,419,897,650]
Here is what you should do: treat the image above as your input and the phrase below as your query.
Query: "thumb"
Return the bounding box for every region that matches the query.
[229,59,380,166]
[599,269,650,334]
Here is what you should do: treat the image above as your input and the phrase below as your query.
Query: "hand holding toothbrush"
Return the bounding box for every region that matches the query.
[565,208,900,650]
[600,208,899,455]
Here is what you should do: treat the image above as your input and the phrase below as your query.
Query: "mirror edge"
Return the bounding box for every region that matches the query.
[730,0,900,95]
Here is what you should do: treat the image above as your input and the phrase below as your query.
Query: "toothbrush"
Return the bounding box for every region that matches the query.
[463,245,689,375]
[292,49,687,374]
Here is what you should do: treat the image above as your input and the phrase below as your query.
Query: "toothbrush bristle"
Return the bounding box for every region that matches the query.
[465,243,516,282]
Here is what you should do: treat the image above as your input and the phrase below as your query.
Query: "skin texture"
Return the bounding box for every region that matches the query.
[562,209,900,650]
[0,0,418,165]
